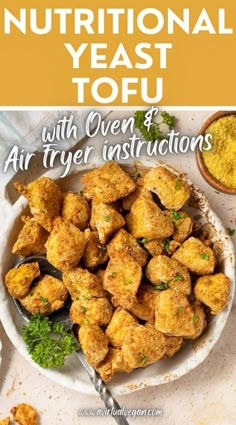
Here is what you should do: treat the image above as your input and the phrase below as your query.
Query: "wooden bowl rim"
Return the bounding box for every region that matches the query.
[196,111,236,195]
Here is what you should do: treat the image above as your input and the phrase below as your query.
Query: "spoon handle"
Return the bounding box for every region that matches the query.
[76,351,130,425]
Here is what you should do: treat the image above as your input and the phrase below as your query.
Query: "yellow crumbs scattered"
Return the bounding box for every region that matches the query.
[202,115,236,188]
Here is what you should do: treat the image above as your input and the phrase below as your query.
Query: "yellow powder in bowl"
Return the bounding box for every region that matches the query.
[202,115,236,189]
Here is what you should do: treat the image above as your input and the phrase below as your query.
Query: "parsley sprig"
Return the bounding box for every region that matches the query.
[134,110,175,142]
[22,314,79,368]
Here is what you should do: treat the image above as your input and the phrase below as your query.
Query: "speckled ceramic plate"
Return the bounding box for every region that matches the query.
[0,159,235,395]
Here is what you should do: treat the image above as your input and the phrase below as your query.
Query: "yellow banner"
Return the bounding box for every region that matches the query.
[0,0,236,106]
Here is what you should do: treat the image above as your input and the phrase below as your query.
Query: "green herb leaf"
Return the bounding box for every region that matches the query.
[163,239,170,252]
[131,169,141,181]
[104,215,111,222]
[134,110,163,142]
[170,210,184,221]
[200,253,209,260]
[153,282,169,290]
[138,238,149,244]
[175,181,182,190]
[227,228,235,236]
[192,314,197,322]
[111,272,117,279]
[161,111,175,129]
[83,317,89,325]
[178,306,185,314]
[22,314,78,369]
[40,296,49,304]
[172,273,184,281]
[81,305,87,313]
[140,355,148,365]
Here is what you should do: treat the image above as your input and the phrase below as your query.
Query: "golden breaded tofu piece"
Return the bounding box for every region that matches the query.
[165,210,193,243]
[12,216,49,257]
[155,289,197,337]
[185,302,206,339]
[91,203,125,244]
[19,274,68,315]
[122,324,166,369]
[122,177,153,210]
[144,239,164,257]
[45,217,87,271]
[0,417,10,425]
[82,231,108,269]
[97,348,132,381]
[103,252,142,309]
[146,255,191,295]
[106,308,138,347]
[126,197,174,240]
[70,298,113,326]
[95,269,105,285]
[5,262,40,299]
[144,322,183,357]
[14,177,62,232]
[107,229,148,267]
[129,284,160,321]
[11,403,38,425]
[78,325,109,368]
[194,273,230,314]
[82,161,135,203]
[63,267,105,301]
[172,237,215,275]
[61,192,90,230]
[144,166,191,210]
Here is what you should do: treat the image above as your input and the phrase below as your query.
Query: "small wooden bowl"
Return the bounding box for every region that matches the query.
[196,111,236,194]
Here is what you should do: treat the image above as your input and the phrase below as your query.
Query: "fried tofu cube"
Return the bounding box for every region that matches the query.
[122,324,166,369]
[106,308,138,347]
[172,237,216,275]
[70,298,113,326]
[12,216,49,257]
[144,239,164,257]
[63,267,105,301]
[144,322,183,357]
[14,177,62,232]
[107,229,148,267]
[129,284,160,321]
[45,217,87,271]
[103,252,142,309]
[61,192,90,230]
[95,269,105,285]
[155,289,197,337]
[5,262,40,299]
[82,231,108,269]
[165,210,193,243]
[78,325,109,368]
[122,177,153,210]
[97,348,132,381]
[11,403,38,425]
[0,417,10,425]
[82,161,135,203]
[19,274,68,315]
[194,273,230,314]
[90,203,125,244]
[144,166,191,210]
[126,197,174,240]
[146,255,191,295]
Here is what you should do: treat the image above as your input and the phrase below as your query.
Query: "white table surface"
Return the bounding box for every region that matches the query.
[0,110,235,425]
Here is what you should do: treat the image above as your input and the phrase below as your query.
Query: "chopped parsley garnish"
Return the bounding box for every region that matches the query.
[200,253,209,260]
[175,181,181,190]
[138,238,149,244]
[83,317,89,325]
[172,273,184,281]
[111,272,117,279]
[81,306,87,313]
[134,110,176,142]
[178,306,185,314]
[227,228,235,236]
[170,210,184,221]
[22,314,78,369]
[124,278,133,285]
[40,296,49,304]
[163,239,170,252]
[131,169,141,181]
[153,282,169,290]
[104,215,111,222]
[192,314,197,322]
[161,111,175,129]
[140,355,148,365]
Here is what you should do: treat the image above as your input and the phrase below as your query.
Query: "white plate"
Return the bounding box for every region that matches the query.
[0,159,235,396]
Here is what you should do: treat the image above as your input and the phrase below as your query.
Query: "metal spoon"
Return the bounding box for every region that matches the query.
[13,255,130,425]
